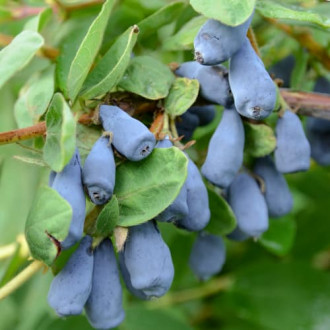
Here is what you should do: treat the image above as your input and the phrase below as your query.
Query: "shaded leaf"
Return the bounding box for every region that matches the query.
[220,261,330,329]
[189,0,256,26]
[14,65,55,128]
[244,122,276,157]
[66,0,116,101]
[165,78,200,117]
[259,216,296,256]
[25,186,72,266]
[257,0,330,29]
[204,188,237,236]
[138,1,186,39]
[81,25,139,100]
[118,55,175,100]
[163,15,207,51]
[0,30,44,89]
[115,148,188,226]
[43,93,76,172]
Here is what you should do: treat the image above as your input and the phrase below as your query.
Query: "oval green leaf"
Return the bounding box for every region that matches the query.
[24,7,52,32]
[43,93,76,172]
[118,55,175,100]
[204,188,237,236]
[256,0,330,29]
[0,30,44,89]
[244,122,276,158]
[80,25,139,100]
[259,216,296,257]
[114,147,188,227]
[189,0,256,26]
[163,15,207,51]
[25,186,72,266]
[165,77,200,117]
[67,0,116,102]
[14,65,55,128]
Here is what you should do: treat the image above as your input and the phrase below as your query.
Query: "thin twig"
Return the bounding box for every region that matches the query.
[1,90,330,146]
[247,27,261,57]
[0,243,17,260]
[0,260,44,300]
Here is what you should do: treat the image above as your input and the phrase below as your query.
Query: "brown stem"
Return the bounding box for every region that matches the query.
[266,18,330,71]
[247,27,261,58]
[1,90,330,146]
[0,33,59,60]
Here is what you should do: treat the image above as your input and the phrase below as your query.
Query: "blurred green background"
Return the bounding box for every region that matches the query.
[1,0,330,329]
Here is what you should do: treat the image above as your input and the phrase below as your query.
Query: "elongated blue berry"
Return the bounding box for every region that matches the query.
[52,148,86,249]
[175,61,200,79]
[228,173,268,238]
[85,239,125,329]
[229,37,276,120]
[194,14,253,65]
[275,110,311,173]
[195,65,233,107]
[227,226,250,241]
[47,236,93,316]
[119,221,174,300]
[176,158,210,231]
[254,156,293,218]
[202,107,244,188]
[82,136,116,205]
[99,105,156,161]
[189,232,226,281]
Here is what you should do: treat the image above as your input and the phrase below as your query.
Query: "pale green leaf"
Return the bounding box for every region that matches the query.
[165,77,199,117]
[0,30,44,89]
[118,55,175,100]
[43,93,76,172]
[189,0,256,26]
[14,65,55,128]
[23,7,52,32]
[115,148,188,227]
[81,25,139,100]
[25,186,72,266]
[67,0,116,101]
[163,15,207,51]
[257,0,330,29]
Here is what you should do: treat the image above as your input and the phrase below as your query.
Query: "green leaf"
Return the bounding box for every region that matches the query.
[256,0,330,29]
[80,25,139,100]
[115,148,188,227]
[118,55,175,100]
[164,78,200,117]
[66,0,116,101]
[138,1,186,39]
[0,30,44,89]
[204,188,237,236]
[163,15,207,51]
[244,122,276,158]
[189,0,256,26]
[43,93,76,172]
[259,216,296,256]
[23,7,52,32]
[51,242,79,276]
[14,65,55,128]
[122,306,193,330]
[25,186,72,266]
[94,196,119,237]
[220,261,330,329]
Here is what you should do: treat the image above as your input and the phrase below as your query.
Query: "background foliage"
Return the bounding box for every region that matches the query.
[0,0,330,329]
